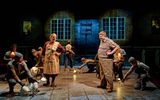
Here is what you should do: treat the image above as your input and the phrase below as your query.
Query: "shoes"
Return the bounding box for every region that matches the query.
[97,85,106,89]
[51,83,57,87]
[34,89,40,92]
[140,86,146,91]
[52,81,57,87]
[113,78,116,81]
[7,92,16,97]
[64,68,67,71]
[140,88,144,91]
[97,86,102,88]
[43,83,50,87]
[69,68,74,71]
[87,71,93,73]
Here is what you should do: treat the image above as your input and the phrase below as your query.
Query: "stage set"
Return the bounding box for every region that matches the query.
[1,0,160,99]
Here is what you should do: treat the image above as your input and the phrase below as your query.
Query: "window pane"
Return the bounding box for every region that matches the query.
[102,17,125,40]
[51,18,72,40]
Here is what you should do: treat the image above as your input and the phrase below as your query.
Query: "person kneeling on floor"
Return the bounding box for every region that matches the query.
[122,56,151,91]
[6,52,37,96]
[79,57,98,73]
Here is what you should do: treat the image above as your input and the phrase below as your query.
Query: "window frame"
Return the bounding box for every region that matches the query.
[50,18,72,40]
[102,17,126,40]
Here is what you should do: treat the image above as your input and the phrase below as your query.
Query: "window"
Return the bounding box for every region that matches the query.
[50,18,72,40]
[102,17,125,40]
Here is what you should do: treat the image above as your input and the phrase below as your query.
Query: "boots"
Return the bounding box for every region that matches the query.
[50,75,57,87]
[106,81,113,93]
[43,76,50,86]
[51,82,57,87]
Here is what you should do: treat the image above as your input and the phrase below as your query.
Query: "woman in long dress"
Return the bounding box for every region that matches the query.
[42,33,65,87]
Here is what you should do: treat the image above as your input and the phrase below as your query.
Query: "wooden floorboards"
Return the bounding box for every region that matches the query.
[0,68,160,100]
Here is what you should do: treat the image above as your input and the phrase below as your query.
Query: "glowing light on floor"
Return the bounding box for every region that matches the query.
[116,86,121,98]
[73,69,77,73]
[73,74,77,81]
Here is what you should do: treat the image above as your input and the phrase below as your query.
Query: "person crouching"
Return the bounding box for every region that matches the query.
[6,52,37,96]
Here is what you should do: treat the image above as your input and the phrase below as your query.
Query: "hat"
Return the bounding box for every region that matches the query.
[15,52,23,59]
[32,49,36,53]
[128,56,136,63]
[81,57,85,61]
[38,47,42,51]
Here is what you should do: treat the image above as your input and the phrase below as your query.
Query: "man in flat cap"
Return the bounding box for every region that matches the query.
[6,52,36,96]
[122,56,151,91]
